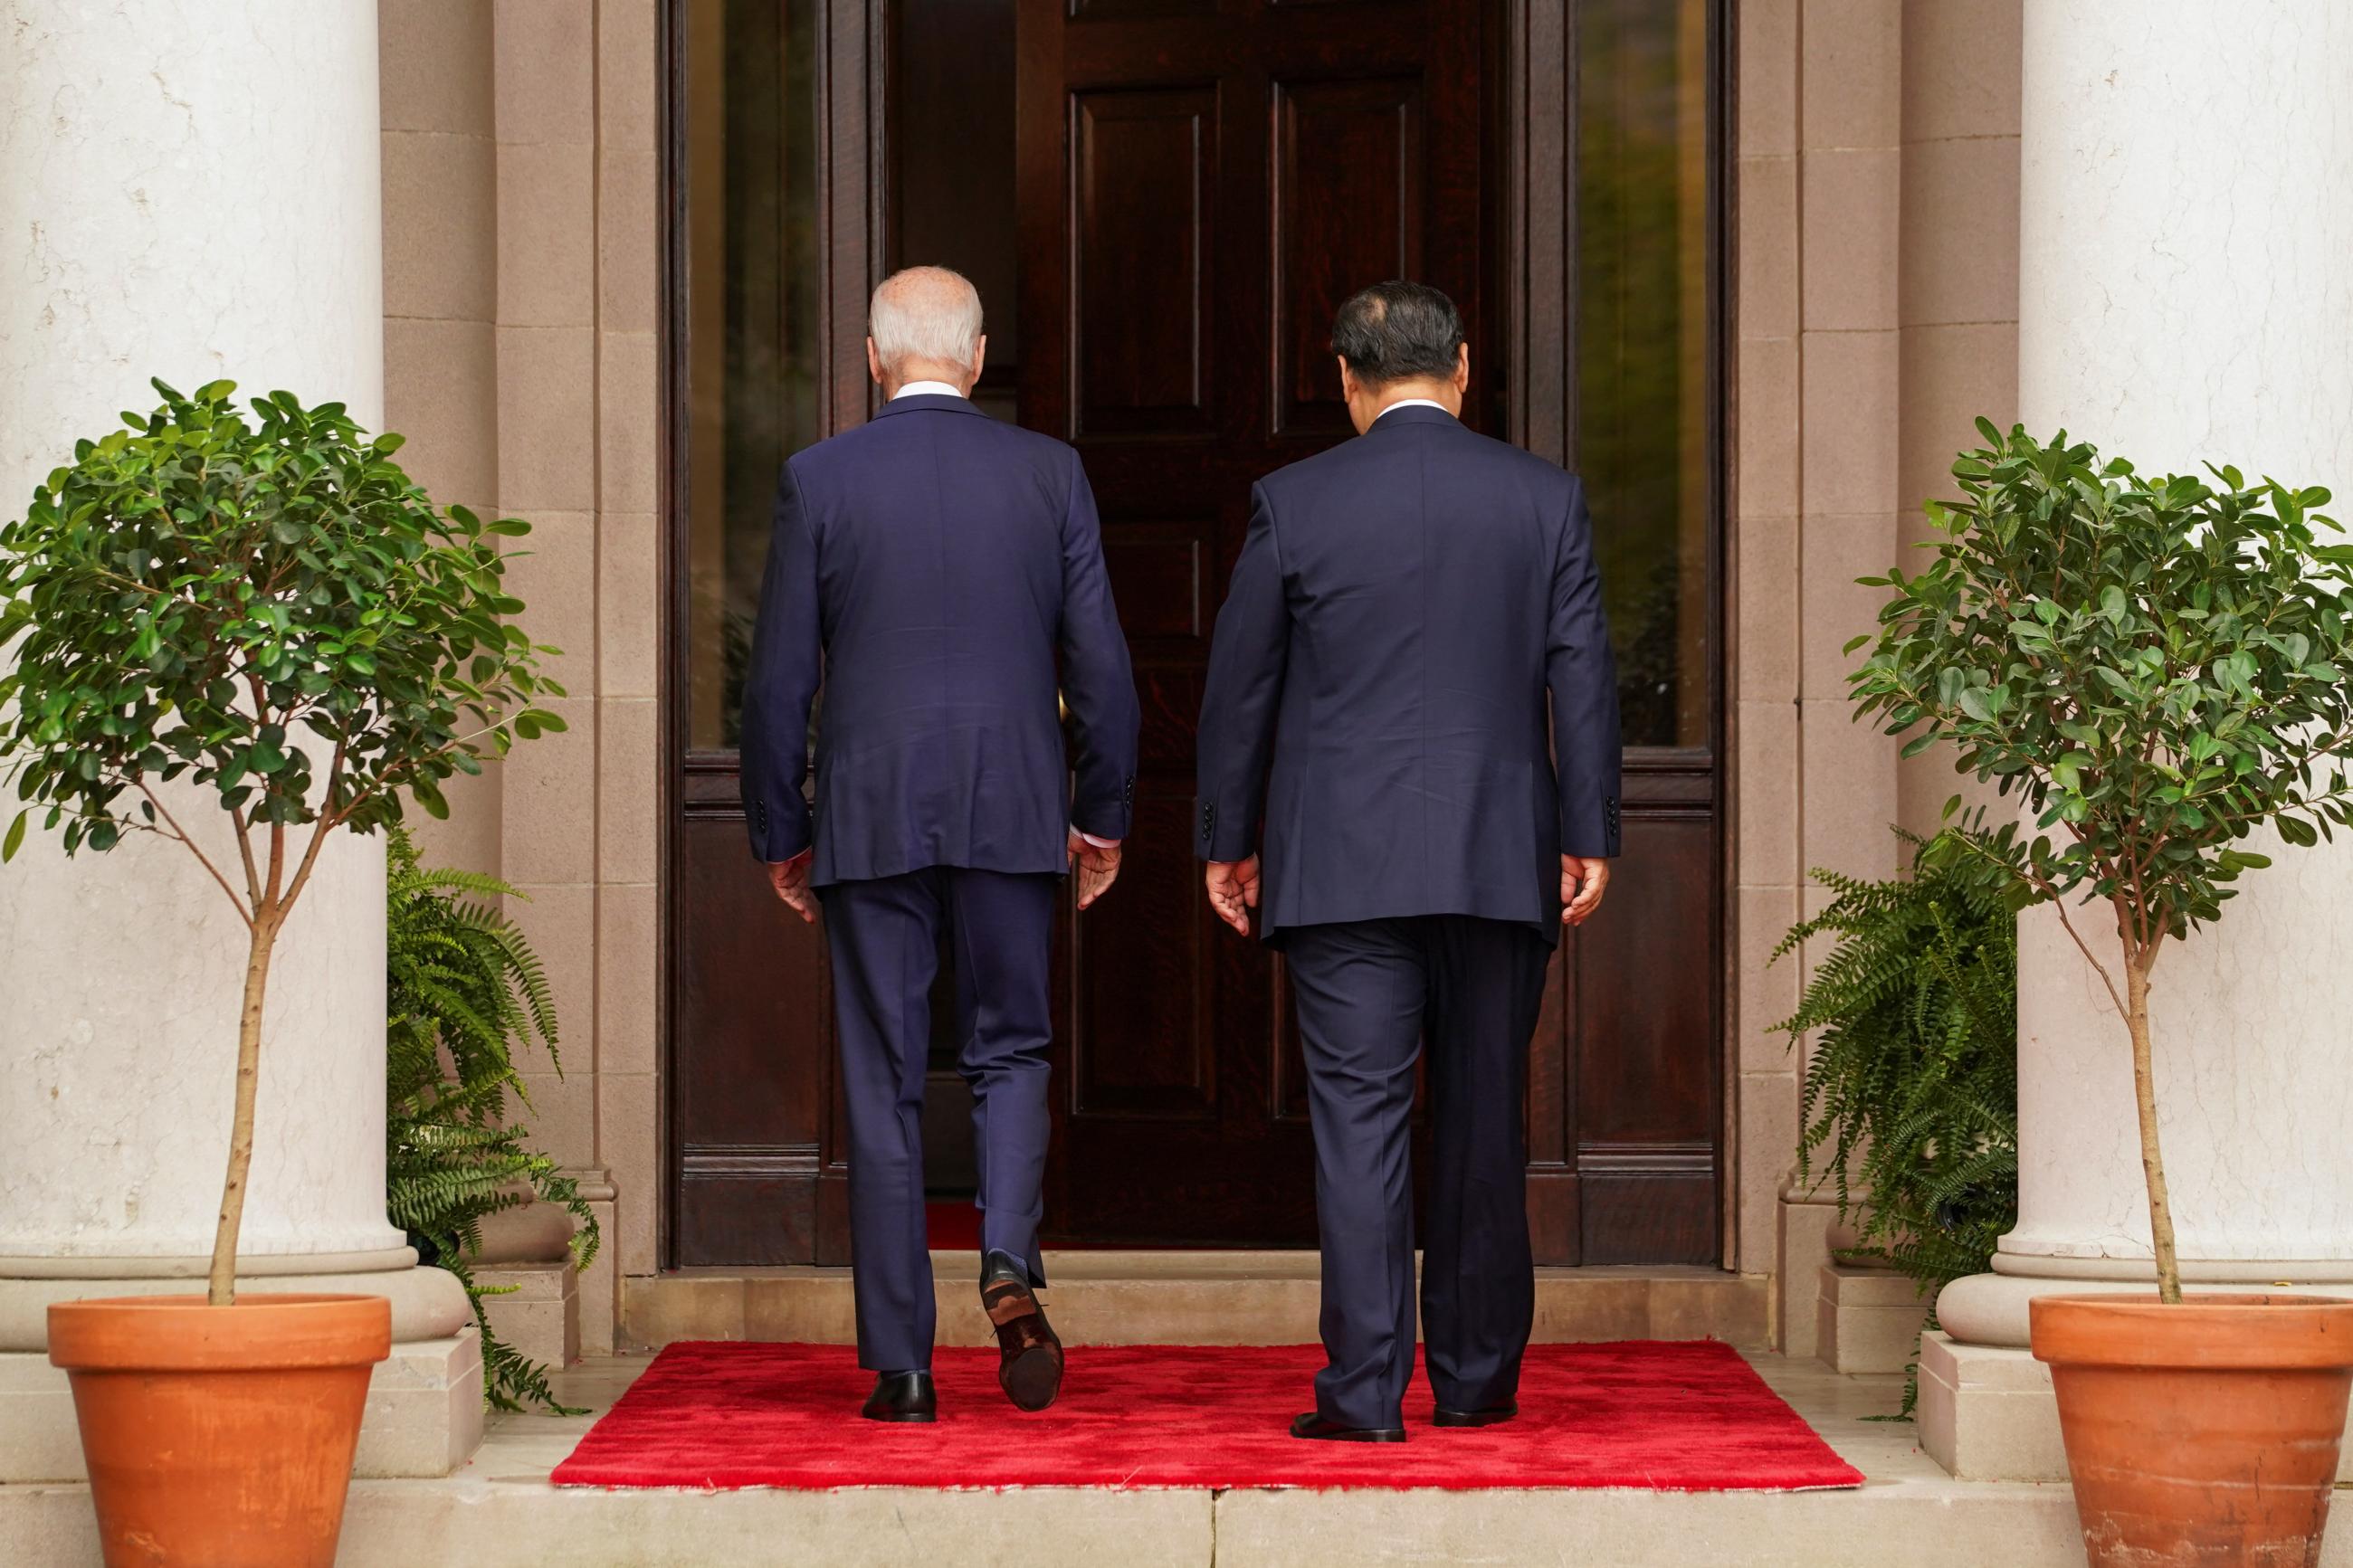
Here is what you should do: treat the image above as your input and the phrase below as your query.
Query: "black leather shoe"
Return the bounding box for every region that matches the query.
[980,1250,1064,1411]
[1433,1400,1518,1429]
[1290,1411,1407,1443]
[861,1370,937,1422]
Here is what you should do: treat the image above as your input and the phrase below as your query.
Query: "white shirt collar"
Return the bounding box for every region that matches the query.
[1374,397,1453,420]
[891,380,967,401]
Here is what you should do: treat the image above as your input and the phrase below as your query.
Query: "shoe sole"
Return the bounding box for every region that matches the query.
[1002,1345,1062,1411]
[861,1410,937,1423]
[1293,1426,1407,1443]
[1432,1408,1517,1429]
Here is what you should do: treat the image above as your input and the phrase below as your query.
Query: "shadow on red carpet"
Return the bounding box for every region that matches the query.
[549,1340,1864,1492]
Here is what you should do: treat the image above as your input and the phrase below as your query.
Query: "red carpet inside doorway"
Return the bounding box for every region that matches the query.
[549,1339,1863,1492]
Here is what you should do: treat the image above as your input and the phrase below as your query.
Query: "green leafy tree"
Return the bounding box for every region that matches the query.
[0,379,563,1307]
[1777,825,2017,1411]
[1849,422,2353,1304]
[385,826,596,1413]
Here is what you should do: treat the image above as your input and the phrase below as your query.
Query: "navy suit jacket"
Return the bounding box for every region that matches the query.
[1194,404,1621,941]
[739,394,1141,884]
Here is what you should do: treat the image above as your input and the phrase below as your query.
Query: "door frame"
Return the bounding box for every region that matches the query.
[654,0,1731,1269]
[1494,0,1731,1266]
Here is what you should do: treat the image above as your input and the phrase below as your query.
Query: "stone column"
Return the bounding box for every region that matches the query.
[1920,0,2353,1480]
[0,1,480,1480]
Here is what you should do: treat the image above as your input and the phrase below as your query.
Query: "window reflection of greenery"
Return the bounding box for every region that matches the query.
[1577,0,1712,750]
[689,0,822,751]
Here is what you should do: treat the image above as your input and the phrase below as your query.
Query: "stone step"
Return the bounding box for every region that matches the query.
[1815,1261,1935,1374]
[621,1253,1769,1350]
[0,1471,2118,1568]
[26,1350,2339,1568]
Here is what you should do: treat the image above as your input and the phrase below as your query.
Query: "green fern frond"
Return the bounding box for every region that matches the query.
[384,824,600,1415]
[1773,824,2018,1418]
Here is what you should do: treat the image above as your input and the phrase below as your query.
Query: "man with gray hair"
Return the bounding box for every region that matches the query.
[741,265,1140,1421]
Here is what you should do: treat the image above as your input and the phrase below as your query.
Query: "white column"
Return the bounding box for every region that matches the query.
[1921,0,2353,1478]
[0,1,475,1479]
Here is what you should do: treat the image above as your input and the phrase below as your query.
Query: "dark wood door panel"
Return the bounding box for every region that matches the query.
[672,797,832,1265]
[1567,778,1718,1265]
[1071,784,1216,1117]
[1272,75,1424,434]
[1024,0,1567,1252]
[1100,520,1210,644]
[1073,86,1219,438]
[1574,809,1713,1145]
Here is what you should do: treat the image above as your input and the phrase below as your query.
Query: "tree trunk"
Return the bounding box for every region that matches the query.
[2124,956,2182,1304]
[206,915,280,1307]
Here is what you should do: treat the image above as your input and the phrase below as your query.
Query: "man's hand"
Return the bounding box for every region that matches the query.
[1562,854,1612,927]
[767,850,817,925]
[1070,828,1123,909]
[1205,855,1261,936]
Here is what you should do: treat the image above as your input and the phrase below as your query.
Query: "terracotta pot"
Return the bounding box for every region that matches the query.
[2031,1294,2353,1568]
[48,1293,392,1568]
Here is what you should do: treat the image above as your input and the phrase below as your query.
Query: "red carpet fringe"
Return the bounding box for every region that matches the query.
[550,1340,1864,1493]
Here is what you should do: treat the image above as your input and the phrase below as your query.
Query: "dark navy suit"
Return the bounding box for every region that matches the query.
[740,391,1139,1373]
[1195,403,1620,1429]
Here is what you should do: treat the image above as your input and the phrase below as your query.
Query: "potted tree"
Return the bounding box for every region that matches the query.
[1850,421,2353,1567]
[0,380,558,1566]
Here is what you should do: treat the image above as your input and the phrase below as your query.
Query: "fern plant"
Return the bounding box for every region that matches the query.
[386,825,598,1413]
[1774,822,2018,1410]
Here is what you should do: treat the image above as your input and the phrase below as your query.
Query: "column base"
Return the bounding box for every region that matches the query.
[1936,1261,2353,1348]
[565,1166,618,1356]
[1920,1316,2353,1485]
[1916,1330,2065,1480]
[473,1262,579,1371]
[1815,1262,1933,1374]
[0,1330,483,1483]
[0,1263,484,1482]
[468,1192,587,1373]
[1775,1176,1842,1357]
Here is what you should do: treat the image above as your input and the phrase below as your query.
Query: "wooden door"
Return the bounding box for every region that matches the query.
[1017,0,1489,1244]
[666,0,1727,1269]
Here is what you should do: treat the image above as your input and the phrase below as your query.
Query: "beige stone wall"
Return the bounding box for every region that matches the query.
[381,0,660,1353]
[1731,0,2021,1301]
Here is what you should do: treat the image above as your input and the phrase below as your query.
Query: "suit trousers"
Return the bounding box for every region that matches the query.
[818,866,1061,1372]
[1281,914,1554,1430]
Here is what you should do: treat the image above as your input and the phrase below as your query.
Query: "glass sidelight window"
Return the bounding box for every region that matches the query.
[1577,0,1713,751]
[682,0,822,750]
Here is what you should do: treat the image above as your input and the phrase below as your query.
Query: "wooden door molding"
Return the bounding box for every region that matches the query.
[1503,0,1729,1266]
[662,0,1729,1269]
[662,0,887,1269]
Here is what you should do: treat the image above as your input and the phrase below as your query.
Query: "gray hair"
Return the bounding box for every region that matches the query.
[868,265,984,373]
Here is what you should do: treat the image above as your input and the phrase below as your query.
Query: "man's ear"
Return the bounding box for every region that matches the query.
[969,334,988,386]
[1337,356,1358,403]
[866,336,884,387]
[1452,342,1470,394]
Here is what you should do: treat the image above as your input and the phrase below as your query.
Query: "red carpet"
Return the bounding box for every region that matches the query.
[549,1341,1863,1492]
[922,1201,1196,1250]
[925,1200,982,1250]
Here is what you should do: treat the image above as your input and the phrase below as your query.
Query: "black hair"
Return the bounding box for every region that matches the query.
[1330,280,1464,386]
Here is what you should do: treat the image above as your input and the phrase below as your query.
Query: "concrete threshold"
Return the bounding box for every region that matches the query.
[625,1253,1773,1352]
[14,1353,2316,1568]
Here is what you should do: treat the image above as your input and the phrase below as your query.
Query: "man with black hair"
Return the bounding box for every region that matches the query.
[1196,280,1621,1441]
